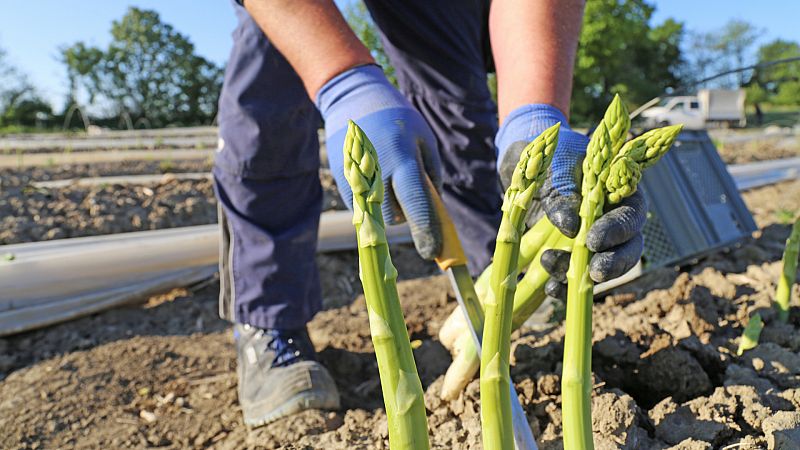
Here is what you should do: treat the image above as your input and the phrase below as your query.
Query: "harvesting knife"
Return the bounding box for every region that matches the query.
[428,181,539,450]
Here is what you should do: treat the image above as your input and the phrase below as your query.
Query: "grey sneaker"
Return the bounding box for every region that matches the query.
[234,323,340,427]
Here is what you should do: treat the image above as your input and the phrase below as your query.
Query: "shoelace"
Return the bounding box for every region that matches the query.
[263,329,316,368]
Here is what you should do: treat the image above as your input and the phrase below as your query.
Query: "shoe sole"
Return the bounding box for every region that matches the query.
[243,390,340,428]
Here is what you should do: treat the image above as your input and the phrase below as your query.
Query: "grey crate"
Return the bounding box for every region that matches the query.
[638,130,757,269]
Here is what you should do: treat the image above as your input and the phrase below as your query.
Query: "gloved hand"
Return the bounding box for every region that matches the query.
[495,104,647,298]
[317,64,443,259]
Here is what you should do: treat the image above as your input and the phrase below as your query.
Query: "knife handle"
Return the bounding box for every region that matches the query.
[426,177,468,271]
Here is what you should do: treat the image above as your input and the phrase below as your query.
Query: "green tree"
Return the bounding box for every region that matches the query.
[572,0,685,123]
[61,7,223,128]
[0,44,52,128]
[687,20,763,89]
[344,1,396,86]
[339,0,686,124]
[685,31,719,87]
[749,39,800,105]
[714,20,763,86]
[60,42,104,107]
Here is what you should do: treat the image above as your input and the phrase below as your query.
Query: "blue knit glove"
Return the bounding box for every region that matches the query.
[495,104,647,294]
[317,65,443,259]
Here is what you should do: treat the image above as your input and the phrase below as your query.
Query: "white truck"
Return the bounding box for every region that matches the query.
[639,89,746,130]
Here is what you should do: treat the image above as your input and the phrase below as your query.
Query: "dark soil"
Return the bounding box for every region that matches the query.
[0,178,217,245]
[0,164,343,245]
[0,160,213,187]
[715,135,799,165]
[1,179,799,449]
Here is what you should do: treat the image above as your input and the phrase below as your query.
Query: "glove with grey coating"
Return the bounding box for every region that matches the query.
[495,104,648,298]
[317,64,443,259]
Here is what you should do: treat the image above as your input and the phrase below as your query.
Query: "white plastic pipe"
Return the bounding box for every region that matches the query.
[0,211,411,336]
[728,157,800,190]
[31,172,213,189]
[0,149,213,168]
[0,135,217,152]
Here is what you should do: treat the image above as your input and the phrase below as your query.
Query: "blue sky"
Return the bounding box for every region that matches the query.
[1,0,798,108]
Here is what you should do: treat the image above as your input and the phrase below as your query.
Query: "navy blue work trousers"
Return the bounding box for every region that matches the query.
[215,0,502,330]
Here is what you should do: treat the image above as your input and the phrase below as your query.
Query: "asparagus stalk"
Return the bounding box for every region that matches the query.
[776,217,800,322]
[343,121,429,450]
[562,95,681,450]
[440,230,573,400]
[481,123,560,450]
[438,217,556,351]
[512,232,574,329]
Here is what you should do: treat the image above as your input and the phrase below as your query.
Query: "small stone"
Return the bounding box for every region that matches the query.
[46,228,65,240]
[139,410,157,423]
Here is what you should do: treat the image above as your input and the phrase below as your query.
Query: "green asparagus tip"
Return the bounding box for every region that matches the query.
[606,155,642,204]
[505,122,559,211]
[343,120,382,199]
[737,313,764,356]
[583,121,613,199]
[637,124,684,169]
[605,123,683,204]
[603,94,631,152]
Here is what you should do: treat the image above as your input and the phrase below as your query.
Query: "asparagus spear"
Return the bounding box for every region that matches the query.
[343,121,429,450]
[776,216,800,322]
[561,95,681,450]
[438,217,556,352]
[481,123,559,450]
[440,230,572,400]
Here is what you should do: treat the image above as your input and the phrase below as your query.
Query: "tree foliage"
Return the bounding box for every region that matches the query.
[713,20,763,86]
[0,44,52,128]
[61,7,223,128]
[571,0,685,123]
[749,39,800,105]
[686,19,763,89]
[344,1,396,86]
[343,0,685,124]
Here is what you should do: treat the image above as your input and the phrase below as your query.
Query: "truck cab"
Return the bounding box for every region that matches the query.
[639,89,746,130]
[640,96,705,129]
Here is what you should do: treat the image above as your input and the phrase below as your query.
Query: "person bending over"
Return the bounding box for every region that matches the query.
[214,0,646,426]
